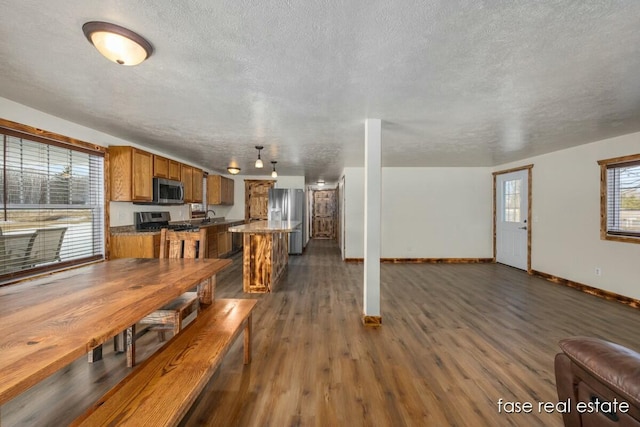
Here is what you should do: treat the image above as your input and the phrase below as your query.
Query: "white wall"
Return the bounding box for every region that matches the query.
[495,131,640,300]
[381,168,493,258]
[343,167,365,258]
[343,166,493,259]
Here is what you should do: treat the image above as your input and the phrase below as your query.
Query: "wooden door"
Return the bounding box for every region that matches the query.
[312,190,336,239]
[245,180,275,222]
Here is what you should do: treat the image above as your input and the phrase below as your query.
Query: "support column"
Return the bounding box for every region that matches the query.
[363,118,382,326]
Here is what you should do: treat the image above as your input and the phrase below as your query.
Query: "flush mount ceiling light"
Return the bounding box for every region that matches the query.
[271,161,278,178]
[317,180,325,187]
[255,146,264,168]
[227,166,241,175]
[82,21,153,66]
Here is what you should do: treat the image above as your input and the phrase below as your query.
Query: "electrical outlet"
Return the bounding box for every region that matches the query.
[595,267,602,276]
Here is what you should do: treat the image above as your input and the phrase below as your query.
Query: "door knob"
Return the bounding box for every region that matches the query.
[519,226,527,230]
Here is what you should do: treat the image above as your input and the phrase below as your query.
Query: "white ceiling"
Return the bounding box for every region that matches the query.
[1,1,640,183]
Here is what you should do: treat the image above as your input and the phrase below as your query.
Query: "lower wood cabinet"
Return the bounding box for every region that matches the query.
[110,234,160,259]
[217,225,232,257]
[206,226,218,258]
[110,221,244,260]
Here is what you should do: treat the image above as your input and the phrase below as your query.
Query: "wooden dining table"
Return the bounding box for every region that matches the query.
[0,257,231,408]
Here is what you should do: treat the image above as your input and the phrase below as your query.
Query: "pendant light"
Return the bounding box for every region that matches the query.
[271,161,278,178]
[82,21,153,66]
[255,146,264,168]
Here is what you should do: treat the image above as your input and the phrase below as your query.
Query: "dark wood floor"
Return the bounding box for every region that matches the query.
[4,239,640,426]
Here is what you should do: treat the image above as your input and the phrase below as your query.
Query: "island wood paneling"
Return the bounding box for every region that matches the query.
[242,232,288,293]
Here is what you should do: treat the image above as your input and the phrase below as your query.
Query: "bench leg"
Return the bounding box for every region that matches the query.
[114,331,126,353]
[87,344,103,363]
[126,324,136,368]
[244,313,252,365]
[173,311,181,336]
[197,275,215,305]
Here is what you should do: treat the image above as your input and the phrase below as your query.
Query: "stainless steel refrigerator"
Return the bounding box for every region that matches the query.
[268,188,305,254]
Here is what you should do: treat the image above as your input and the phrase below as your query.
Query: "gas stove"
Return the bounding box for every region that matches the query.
[134,211,200,233]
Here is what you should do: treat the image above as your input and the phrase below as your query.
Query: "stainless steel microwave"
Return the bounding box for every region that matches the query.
[153,177,184,204]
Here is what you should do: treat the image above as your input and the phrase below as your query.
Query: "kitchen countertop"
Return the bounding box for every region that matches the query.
[110,219,246,236]
[228,220,301,233]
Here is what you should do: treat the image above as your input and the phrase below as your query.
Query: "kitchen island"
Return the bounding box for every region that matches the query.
[229,220,301,293]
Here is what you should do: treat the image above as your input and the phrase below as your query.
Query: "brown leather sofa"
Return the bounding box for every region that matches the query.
[555,337,640,426]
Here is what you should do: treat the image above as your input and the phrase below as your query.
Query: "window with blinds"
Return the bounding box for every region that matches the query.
[0,131,105,280]
[599,154,640,243]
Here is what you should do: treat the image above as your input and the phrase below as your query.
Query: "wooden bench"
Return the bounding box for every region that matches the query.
[72,298,258,427]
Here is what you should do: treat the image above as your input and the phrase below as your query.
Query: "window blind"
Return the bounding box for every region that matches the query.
[606,162,640,236]
[0,133,105,278]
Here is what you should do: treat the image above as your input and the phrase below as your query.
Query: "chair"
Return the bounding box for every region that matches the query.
[0,232,37,274]
[29,227,67,266]
[126,228,207,367]
[554,336,640,426]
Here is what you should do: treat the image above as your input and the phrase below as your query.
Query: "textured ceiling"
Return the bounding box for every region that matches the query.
[1,1,640,184]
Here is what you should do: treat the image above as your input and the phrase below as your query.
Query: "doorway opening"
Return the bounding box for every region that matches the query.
[493,165,533,272]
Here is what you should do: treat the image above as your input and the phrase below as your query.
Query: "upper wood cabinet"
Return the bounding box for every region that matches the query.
[109,146,153,202]
[182,164,193,202]
[207,175,234,205]
[169,160,181,181]
[153,155,181,181]
[182,165,203,203]
[192,168,203,203]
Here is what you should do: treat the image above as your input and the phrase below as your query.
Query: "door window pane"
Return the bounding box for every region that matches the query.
[503,179,521,223]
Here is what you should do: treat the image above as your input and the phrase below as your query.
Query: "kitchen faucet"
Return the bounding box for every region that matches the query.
[201,209,217,224]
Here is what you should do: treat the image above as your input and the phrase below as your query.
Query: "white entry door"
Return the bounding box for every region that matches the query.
[496,170,529,270]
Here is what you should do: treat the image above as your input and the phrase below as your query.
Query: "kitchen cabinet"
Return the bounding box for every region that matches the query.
[206,226,218,258]
[168,160,181,181]
[207,175,234,205]
[110,233,160,259]
[217,224,232,257]
[182,165,203,203]
[181,164,193,202]
[109,146,153,202]
[153,155,181,181]
[192,167,203,203]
